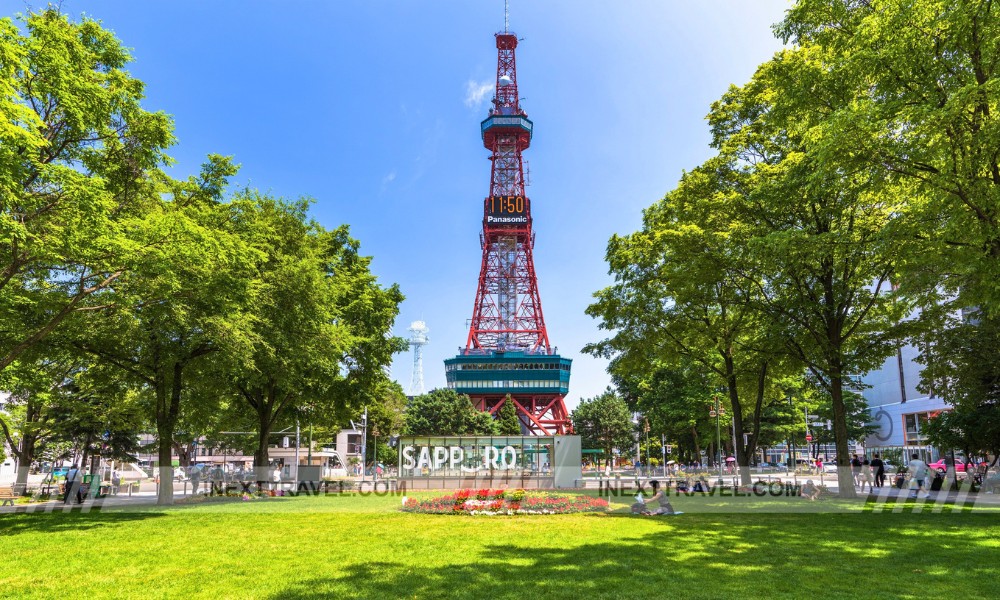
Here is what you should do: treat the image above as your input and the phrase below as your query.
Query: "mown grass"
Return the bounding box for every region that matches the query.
[1,492,998,599]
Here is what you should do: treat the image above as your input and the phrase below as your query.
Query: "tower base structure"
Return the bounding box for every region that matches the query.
[444,352,572,435]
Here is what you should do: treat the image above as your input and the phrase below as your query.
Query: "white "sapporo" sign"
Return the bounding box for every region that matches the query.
[401,445,518,471]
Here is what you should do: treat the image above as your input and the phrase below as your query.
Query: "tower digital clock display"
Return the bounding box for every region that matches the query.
[486,195,530,225]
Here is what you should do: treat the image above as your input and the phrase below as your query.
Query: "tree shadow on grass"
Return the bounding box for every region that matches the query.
[269,513,1000,600]
[0,509,168,536]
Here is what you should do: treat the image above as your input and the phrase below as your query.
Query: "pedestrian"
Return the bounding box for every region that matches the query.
[870,453,886,488]
[272,465,282,491]
[907,453,930,498]
[63,464,82,504]
[190,466,201,494]
[860,457,874,492]
[210,465,224,494]
[815,457,822,474]
[850,454,863,487]
[111,469,121,495]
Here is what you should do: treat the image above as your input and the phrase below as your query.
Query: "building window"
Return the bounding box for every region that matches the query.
[903,412,933,445]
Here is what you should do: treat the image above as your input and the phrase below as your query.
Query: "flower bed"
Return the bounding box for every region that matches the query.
[401,489,609,515]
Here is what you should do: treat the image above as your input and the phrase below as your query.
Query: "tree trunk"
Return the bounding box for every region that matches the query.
[80,431,94,481]
[156,431,174,505]
[13,433,36,496]
[254,391,273,485]
[154,360,184,505]
[830,372,856,498]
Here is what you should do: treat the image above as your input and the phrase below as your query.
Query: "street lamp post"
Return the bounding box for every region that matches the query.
[372,427,380,481]
[643,418,650,477]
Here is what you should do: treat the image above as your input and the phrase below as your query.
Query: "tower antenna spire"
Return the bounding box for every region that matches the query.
[504,0,509,33]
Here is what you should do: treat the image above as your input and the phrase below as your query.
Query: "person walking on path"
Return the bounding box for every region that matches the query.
[850,454,863,488]
[908,453,930,498]
[190,466,201,495]
[63,464,82,504]
[272,465,282,491]
[860,458,874,492]
[871,454,886,488]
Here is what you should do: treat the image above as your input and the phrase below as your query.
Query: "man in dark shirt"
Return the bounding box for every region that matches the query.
[870,454,886,488]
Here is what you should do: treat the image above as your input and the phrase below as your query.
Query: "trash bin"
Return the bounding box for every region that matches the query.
[894,474,906,489]
[930,473,944,491]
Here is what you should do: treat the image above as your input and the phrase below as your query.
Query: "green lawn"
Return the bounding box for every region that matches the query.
[1,492,998,599]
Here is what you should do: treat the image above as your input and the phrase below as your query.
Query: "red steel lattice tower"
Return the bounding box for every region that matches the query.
[445,25,572,436]
[466,32,547,354]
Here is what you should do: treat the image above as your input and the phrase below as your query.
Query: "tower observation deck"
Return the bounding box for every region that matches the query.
[444,27,572,435]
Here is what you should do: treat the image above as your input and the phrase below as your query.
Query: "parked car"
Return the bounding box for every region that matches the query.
[928,459,967,474]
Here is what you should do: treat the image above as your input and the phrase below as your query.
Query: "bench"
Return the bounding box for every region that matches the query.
[0,486,15,507]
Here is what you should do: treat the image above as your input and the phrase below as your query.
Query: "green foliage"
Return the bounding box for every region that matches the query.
[0,9,174,374]
[403,389,497,436]
[627,361,716,464]
[224,192,404,466]
[497,396,523,435]
[571,389,634,463]
[918,312,1000,460]
[779,1,1000,313]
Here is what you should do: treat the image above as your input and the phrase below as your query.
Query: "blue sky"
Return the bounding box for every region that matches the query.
[22,1,789,408]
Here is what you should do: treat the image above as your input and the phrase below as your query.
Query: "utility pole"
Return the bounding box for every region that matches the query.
[295,420,300,487]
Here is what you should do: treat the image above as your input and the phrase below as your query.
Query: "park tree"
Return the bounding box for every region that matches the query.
[496,395,523,435]
[0,10,172,375]
[778,0,1000,314]
[403,389,497,436]
[586,158,800,483]
[0,351,73,493]
[706,45,927,496]
[571,389,634,468]
[74,157,255,505]
[628,361,718,466]
[222,193,405,471]
[352,380,407,468]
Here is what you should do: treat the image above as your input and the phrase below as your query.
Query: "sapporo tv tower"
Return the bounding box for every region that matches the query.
[444,11,571,435]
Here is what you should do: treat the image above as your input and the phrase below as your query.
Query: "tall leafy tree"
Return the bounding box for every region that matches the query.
[223,193,404,471]
[0,350,73,492]
[0,10,172,374]
[707,46,925,496]
[586,159,798,483]
[74,158,254,504]
[920,311,1000,471]
[496,396,523,435]
[571,389,634,468]
[779,0,1000,313]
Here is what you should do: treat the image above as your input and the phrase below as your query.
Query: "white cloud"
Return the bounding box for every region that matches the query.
[380,169,397,194]
[464,79,494,108]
